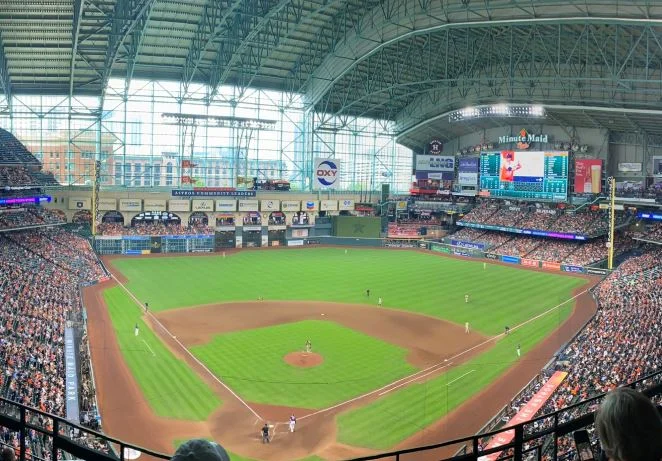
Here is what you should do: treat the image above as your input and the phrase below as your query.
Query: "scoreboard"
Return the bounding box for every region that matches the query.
[479,150,568,201]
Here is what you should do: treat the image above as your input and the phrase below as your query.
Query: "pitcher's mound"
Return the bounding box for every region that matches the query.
[284,352,324,368]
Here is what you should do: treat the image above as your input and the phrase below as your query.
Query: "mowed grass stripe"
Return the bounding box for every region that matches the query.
[103,287,221,420]
[336,301,574,449]
[112,249,585,336]
[190,320,417,409]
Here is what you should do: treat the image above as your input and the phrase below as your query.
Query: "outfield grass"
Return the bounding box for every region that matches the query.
[111,249,585,335]
[336,301,573,449]
[103,287,221,420]
[190,320,417,408]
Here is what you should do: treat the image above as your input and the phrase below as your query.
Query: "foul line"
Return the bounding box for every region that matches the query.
[295,288,588,424]
[111,274,263,421]
[378,362,454,396]
[447,369,475,386]
[142,339,155,357]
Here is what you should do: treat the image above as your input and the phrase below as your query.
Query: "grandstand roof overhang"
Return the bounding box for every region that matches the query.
[2,1,662,145]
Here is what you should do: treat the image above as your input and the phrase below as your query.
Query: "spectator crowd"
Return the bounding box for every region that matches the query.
[96,221,213,236]
[0,227,107,459]
[486,245,662,461]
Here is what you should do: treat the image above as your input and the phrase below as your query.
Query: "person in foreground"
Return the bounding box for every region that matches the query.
[595,387,662,461]
[171,439,230,461]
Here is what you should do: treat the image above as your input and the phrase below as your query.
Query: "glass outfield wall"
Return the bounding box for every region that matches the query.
[0,79,413,192]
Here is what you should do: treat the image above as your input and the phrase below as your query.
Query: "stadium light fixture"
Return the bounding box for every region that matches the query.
[449,104,546,122]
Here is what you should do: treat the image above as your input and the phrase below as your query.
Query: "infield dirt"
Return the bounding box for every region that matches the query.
[84,252,599,461]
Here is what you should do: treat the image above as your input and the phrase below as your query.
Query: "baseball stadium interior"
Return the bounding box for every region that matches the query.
[1,1,662,461]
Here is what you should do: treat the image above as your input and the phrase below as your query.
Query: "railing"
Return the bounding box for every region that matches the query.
[0,370,660,461]
[345,369,662,461]
[0,397,169,461]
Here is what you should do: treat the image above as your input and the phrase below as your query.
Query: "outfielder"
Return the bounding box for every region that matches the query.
[289,414,296,433]
[465,294,470,303]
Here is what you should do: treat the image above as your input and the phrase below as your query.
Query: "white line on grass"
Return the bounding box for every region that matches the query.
[447,369,475,386]
[142,339,156,357]
[378,362,454,396]
[296,288,589,424]
[110,274,263,421]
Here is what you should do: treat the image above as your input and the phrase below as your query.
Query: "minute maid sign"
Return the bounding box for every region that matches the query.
[498,128,549,149]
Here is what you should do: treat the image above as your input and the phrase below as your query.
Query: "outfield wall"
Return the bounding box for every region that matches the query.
[426,241,610,275]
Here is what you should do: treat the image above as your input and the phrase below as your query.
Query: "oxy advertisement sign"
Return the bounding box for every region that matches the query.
[313,158,340,190]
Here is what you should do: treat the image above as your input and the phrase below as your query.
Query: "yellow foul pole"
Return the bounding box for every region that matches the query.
[607,177,616,270]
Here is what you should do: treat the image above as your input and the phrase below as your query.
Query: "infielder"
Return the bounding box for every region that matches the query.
[305,339,312,353]
[516,344,521,357]
[378,297,383,306]
[134,323,139,337]
[465,322,470,333]
[289,414,296,433]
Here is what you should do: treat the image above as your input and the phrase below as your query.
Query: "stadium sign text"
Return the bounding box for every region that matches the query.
[497,128,549,149]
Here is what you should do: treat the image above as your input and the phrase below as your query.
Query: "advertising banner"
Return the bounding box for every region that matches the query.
[479,371,568,461]
[562,264,585,273]
[68,197,91,210]
[501,255,521,264]
[119,199,142,212]
[313,158,340,190]
[302,200,318,212]
[143,199,167,211]
[653,156,662,176]
[320,200,338,211]
[430,243,451,254]
[238,200,259,212]
[172,189,255,197]
[235,235,243,248]
[192,200,214,212]
[261,235,269,247]
[260,200,280,211]
[450,239,485,250]
[338,199,355,211]
[168,200,190,212]
[485,253,499,260]
[586,267,608,276]
[216,200,236,211]
[150,237,162,253]
[542,261,561,271]
[521,259,539,268]
[458,157,480,185]
[98,198,117,211]
[415,155,455,172]
[618,162,642,172]
[453,249,472,257]
[64,328,80,423]
[291,228,308,238]
[288,239,304,246]
[574,159,603,193]
[281,200,301,211]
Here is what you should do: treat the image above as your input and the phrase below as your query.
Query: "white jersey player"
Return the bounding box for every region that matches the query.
[289,414,296,433]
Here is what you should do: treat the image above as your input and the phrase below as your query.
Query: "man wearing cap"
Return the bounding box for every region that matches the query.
[261,423,270,443]
[171,439,230,461]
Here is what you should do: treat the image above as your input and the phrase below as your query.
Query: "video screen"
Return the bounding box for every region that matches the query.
[480,151,568,201]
